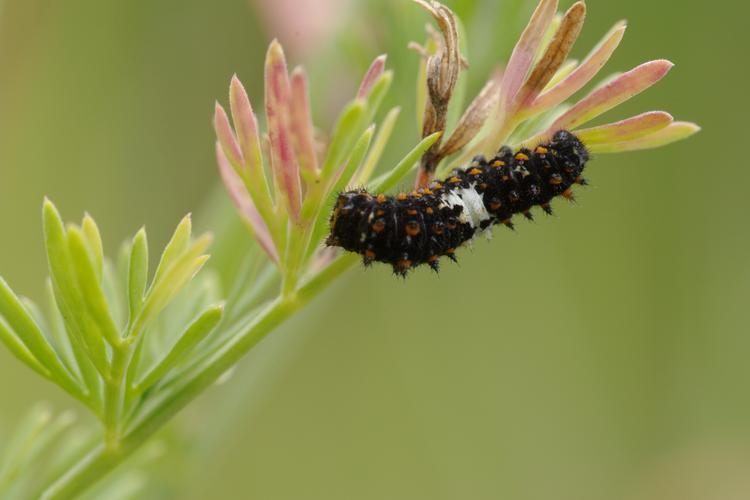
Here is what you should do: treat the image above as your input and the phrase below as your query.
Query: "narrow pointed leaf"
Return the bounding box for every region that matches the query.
[213,103,243,168]
[543,59,578,91]
[514,2,586,109]
[43,203,110,377]
[216,143,279,263]
[368,132,443,193]
[134,236,212,337]
[529,22,626,116]
[128,228,149,319]
[228,77,276,222]
[0,276,83,398]
[134,305,224,394]
[68,227,122,347]
[0,317,50,379]
[575,111,673,144]
[549,60,674,131]
[289,68,319,177]
[317,99,367,181]
[357,54,387,99]
[361,71,393,127]
[356,106,401,185]
[81,214,103,281]
[152,214,191,288]
[587,121,700,153]
[265,39,302,221]
[331,127,375,198]
[501,0,559,108]
[43,281,80,380]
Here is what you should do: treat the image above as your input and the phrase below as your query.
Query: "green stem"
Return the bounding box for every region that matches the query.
[40,254,357,500]
[103,346,133,448]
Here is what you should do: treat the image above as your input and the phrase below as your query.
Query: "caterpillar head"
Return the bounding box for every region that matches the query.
[552,130,590,166]
[325,190,372,249]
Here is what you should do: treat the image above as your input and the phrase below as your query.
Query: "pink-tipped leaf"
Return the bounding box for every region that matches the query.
[214,103,243,168]
[229,76,264,182]
[587,121,700,153]
[514,2,586,111]
[357,54,387,99]
[549,59,674,131]
[290,67,320,178]
[528,22,626,117]
[575,111,673,144]
[501,0,559,109]
[216,143,279,263]
[265,40,302,221]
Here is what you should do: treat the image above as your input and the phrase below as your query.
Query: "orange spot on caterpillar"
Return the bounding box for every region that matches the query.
[397,192,407,201]
[468,168,482,176]
[515,153,530,161]
[535,146,548,155]
[407,209,418,215]
[448,176,461,184]
[492,160,505,167]
[372,220,386,233]
[405,222,421,236]
[377,194,387,203]
[396,259,412,270]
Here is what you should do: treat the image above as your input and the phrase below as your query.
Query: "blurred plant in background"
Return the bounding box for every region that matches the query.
[0,0,700,497]
[0,405,162,500]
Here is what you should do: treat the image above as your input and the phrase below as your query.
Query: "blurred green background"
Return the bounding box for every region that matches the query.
[1,0,748,498]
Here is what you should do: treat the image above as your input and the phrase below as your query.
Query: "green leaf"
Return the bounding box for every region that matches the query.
[355,106,401,185]
[0,276,84,400]
[67,227,122,348]
[151,214,191,288]
[368,132,443,193]
[43,281,82,381]
[318,100,367,182]
[128,228,149,320]
[43,200,109,379]
[360,71,393,128]
[81,214,104,281]
[134,304,224,394]
[132,235,212,339]
[330,126,375,199]
[101,260,126,332]
[0,316,50,379]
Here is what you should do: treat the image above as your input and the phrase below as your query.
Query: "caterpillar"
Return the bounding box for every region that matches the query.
[326,130,590,276]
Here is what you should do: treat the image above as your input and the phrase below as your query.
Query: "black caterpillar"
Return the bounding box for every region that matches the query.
[326,130,589,276]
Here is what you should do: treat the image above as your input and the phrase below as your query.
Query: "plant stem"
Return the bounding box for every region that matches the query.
[103,346,131,448]
[40,254,357,500]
